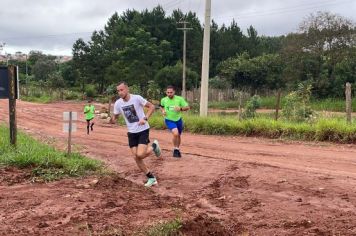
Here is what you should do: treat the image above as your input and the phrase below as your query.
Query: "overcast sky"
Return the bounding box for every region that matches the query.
[0,0,355,56]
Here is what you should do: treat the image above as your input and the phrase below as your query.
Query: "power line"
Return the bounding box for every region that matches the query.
[214,0,354,21]
[216,0,345,18]
[162,0,182,10]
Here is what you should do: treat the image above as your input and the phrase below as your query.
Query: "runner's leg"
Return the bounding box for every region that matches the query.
[86,120,90,134]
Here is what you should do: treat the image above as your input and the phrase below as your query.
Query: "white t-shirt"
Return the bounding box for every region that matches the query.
[113,94,150,133]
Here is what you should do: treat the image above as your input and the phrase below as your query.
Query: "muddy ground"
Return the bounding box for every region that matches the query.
[0,100,356,235]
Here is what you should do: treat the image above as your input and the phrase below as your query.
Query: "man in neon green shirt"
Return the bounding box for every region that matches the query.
[84,99,95,135]
[160,85,190,158]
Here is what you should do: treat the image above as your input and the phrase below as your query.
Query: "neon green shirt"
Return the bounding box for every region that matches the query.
[160,95,188,122]
[84,105,95,120]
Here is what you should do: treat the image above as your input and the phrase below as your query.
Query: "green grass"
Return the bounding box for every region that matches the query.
[208,101,241,110]
[148,113,356,143]
[208,97,356,112]
[144,218,182,236]
[310,98,356,112]
[21,95,54,103]
[0,125,103,181]
[20,86,83,104]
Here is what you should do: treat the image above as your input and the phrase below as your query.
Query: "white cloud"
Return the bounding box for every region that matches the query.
[0,0,355,55]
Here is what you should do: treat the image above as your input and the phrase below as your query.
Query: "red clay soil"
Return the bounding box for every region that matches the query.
[0,100,356,235]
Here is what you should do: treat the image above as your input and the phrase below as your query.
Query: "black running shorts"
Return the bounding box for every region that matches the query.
[127,129,150,148]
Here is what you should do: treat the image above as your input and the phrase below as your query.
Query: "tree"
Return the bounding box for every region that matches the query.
[218,53,286,93]
[59,61,77,87]
[72,38,90,91]
[32,57,57,82]
[154,61,199,92]
[282,11,356,97]
[105,28,173,91]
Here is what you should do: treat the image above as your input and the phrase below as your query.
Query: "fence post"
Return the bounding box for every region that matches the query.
[238,92,242,120]
[67,111,72,156]
[275,90,282,121]
[8,65,17,146]
[346,82,352,124]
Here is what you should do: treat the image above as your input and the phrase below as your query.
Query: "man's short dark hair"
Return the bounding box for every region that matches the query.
[117,81,128,87]
[166,85,175,90]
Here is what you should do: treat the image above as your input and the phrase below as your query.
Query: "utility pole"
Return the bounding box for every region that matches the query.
[25,54,28,85]
[177,20,192,99]
[200,0,211,117]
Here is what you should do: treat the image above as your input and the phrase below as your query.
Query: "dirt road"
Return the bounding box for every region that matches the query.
[1,100,356,235]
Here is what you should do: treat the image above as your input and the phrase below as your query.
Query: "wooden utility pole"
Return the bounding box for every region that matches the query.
[178,21,192,99]
[200,0,211,117]
[346,82,352,124]
[8,65,17,146]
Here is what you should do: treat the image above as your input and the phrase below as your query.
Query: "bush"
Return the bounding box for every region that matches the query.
[282,83,315,122]
[85,85,97,98]
[242,95,261,119]
[64,91,81,100]
[146,80,163,100]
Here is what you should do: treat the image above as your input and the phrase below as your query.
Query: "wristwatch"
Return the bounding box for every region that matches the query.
[143,117,148,121]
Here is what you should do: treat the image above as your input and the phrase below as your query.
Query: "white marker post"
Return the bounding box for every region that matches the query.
[63,111,77,156]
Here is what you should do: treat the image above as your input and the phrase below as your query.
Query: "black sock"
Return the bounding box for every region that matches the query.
[90,123,94,131]
[146,172,155,179]
[87,126,90,134]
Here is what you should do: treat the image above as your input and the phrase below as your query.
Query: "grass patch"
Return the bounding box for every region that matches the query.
[208,97,356,112]
[148,113,356,143]
[21,95,54,103]
[144,218,182,236]
[21,86,84,103]
[310,98,356,112]
[0,125,103,181]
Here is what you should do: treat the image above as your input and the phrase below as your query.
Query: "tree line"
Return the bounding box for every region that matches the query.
[4,7,355,99]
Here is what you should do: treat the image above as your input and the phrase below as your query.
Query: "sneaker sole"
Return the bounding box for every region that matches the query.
[153,141,162,158]
[145,181,158,187]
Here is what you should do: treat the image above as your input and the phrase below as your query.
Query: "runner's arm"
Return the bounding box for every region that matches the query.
[159,105,166,115]
[181,106,190,111]
[180,98,190,111]
[110,114,120,124]
[144,101,155,120]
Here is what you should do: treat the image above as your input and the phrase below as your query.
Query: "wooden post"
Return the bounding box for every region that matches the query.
[275,90,282,121]
[67,111,72,156]
[346,82,352,124]
[238,92,242,120]
[8,65,17,146]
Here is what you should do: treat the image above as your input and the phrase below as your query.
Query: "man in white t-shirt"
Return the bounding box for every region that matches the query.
[110,81,162,187]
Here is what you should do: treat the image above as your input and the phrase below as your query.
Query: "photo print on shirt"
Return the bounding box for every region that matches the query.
[122,104,139,123]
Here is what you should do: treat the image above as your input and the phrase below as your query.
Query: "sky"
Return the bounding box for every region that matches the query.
[0,0,355,56]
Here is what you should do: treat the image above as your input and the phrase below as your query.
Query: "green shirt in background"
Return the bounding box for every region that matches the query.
[84,105,95,120]
[161,95,189,122]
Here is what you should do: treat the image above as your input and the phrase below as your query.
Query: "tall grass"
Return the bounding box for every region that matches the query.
[0,125,103,181]
[148,113,356,143]
[209,97,356,112]
[145,218,182,236]
[21,86,83,103]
